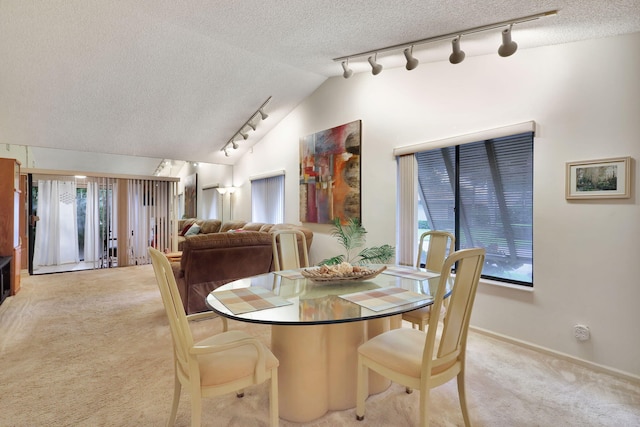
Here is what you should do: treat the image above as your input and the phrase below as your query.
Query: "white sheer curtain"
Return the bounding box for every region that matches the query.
[201,187,220,219]
[33,179,79,267]
[396,154,418,266]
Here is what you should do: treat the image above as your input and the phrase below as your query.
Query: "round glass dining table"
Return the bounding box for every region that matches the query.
[205,265,446,423]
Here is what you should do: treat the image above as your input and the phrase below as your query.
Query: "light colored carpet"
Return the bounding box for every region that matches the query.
[1,265,639,427]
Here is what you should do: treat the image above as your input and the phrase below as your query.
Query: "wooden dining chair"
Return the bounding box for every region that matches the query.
[402,230,455,331]
[148,247,280,427]
[356,248,485,427]
[271,229,309,271]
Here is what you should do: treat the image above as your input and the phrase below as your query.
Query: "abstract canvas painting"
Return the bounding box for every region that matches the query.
[300,120,361,224]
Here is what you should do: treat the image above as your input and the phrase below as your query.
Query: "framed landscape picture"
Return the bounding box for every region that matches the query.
[299,120,361,224]
[565,156,631,199]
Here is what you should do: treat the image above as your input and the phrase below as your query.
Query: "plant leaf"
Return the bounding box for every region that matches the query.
[331,217,366,252]
[355,245,395,265]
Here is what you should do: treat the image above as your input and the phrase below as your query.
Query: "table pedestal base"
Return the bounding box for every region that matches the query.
[271,315,401,423]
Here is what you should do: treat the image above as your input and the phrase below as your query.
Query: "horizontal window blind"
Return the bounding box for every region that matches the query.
[417,131,533,285]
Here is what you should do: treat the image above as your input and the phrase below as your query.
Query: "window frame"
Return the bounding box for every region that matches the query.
[250,173,285,224]
[395,122,535,288]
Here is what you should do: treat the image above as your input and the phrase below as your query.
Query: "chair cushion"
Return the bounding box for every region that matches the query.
[402,306,432,324]
[402,305,447,324]
[359,328,426,379]
[196,330,279,386]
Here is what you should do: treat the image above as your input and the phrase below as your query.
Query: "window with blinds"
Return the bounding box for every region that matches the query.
[416,132,533,285]
[251,174,285,224]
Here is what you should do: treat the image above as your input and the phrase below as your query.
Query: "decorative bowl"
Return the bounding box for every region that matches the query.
[301,265,387,283]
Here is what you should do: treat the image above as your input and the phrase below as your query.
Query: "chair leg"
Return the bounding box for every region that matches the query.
[419,388,430,427]
[190,391,202,427]
[457,370,471,427]
[355,355,367,421]
[168,374,181,427]
[269,368,279,427]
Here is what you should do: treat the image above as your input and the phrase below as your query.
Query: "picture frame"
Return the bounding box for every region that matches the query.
[299,120,361,224]
[565,156,631,199]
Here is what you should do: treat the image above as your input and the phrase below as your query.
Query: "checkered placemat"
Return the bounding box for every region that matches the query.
[212,287,293,315]
[339,287,432,312]
[382,265,439,281]
[273,270,305,280]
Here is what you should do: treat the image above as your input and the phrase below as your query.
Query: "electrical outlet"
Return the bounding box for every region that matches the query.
[574,324,590,341]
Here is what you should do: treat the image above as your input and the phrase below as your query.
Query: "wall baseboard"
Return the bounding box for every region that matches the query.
[470,326,640,384]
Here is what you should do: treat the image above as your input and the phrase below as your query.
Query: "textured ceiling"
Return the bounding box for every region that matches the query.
[1,0,639,170]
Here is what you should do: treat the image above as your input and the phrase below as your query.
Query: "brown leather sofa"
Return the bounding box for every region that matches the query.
[172,221,313,314]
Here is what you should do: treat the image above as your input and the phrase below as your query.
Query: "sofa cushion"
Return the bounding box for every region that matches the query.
[258,224,275,232]
[241,222,269,231]
[198,219,222,234]
[220,220,248,232]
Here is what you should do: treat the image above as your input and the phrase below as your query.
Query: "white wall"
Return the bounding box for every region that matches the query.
[232,32,640,378]
[176,162,232,219]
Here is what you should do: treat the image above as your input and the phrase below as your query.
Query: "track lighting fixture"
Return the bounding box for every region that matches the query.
[449,36,465,64]
[342,59,353,79]
[403,46,419,70]
[333,10,557,75]
[367,53,383,75]
[498,24,518,57]
[220,96,272,157]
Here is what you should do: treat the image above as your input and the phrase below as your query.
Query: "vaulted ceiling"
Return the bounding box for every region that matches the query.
[1,1,639,169]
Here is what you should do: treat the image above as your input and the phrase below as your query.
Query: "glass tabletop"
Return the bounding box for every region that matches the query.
[205,265,450,325]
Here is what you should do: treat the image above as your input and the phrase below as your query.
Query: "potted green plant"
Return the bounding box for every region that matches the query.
[319,217,395,266]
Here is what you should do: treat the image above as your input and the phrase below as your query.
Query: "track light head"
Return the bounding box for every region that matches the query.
[341,60,353,79]
[403,46,419,70]
[367,53,383,75]
[498,25,518,57]
[231,140,239,149]
[247,121,256,131]
[239,130,249,140]
[449,36,465,64]
[224,149,229,157]
[258,108,268,120]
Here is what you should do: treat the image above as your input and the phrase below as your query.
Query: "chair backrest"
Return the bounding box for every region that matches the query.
[271,229,309,271]
[148,247,195,381]
[416,230,455,271]
[421,247,485,380]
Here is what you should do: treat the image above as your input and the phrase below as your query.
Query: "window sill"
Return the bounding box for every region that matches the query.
[478,277,534,292]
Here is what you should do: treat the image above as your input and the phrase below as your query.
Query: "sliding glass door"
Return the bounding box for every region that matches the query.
[29,173,178,274]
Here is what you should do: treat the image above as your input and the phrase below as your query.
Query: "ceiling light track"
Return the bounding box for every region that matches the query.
[334,10,558,76]
[221,96,272,156]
